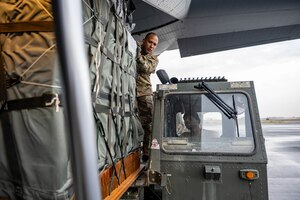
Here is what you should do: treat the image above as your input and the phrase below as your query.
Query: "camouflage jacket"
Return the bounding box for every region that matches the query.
[136,50,159,97]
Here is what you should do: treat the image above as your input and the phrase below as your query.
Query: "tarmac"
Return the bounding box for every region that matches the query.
[263,122,300,200]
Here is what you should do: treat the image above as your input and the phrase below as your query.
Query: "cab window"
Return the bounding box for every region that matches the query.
[162,93,255,154]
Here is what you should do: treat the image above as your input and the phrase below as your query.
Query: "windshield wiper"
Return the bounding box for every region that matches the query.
[195,82,237,119]
[232,95,240,137]
[195,82,240,137]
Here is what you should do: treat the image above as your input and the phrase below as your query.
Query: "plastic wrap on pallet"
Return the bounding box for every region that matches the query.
[82,0,143,171]
[0,1,72,199]
[0,0,141,199]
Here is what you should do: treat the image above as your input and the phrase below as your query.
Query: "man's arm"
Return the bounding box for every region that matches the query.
[136,54,159,74]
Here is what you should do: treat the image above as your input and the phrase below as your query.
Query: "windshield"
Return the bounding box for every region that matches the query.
[162,93,254,154]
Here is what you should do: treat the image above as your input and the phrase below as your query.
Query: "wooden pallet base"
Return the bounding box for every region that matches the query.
[101,150,142,199]
[71,149,143,200]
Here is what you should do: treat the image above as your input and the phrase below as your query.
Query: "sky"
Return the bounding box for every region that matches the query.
[151,39,300,118]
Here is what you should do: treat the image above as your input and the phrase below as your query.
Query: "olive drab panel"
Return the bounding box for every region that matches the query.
[0,0,141,199]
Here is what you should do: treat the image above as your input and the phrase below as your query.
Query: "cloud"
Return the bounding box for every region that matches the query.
[152,39,300,117]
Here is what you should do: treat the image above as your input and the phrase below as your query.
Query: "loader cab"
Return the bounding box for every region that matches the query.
[149,76,268,200]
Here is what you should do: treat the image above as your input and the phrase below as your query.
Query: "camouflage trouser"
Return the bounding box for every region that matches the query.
[137,95,153,156]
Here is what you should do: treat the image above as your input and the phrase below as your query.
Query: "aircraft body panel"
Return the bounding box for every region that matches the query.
[132,0,300,56]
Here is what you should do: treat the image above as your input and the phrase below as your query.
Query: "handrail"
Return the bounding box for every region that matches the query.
[52,1,102,199]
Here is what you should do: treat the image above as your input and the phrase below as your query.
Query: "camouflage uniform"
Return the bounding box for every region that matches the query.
[136,47,159,158]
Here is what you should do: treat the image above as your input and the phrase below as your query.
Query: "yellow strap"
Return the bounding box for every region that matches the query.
[0,21,54,33]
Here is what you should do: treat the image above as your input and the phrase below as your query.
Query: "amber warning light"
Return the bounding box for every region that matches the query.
[240,169,259,181]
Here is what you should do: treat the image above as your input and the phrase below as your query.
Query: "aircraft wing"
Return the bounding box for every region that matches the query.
[132,0,300,57]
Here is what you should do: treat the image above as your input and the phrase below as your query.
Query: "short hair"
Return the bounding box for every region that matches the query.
[144,32,158,40]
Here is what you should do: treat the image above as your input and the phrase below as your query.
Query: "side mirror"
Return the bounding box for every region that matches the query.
[156,69,169,84]
[156,69,178,84]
